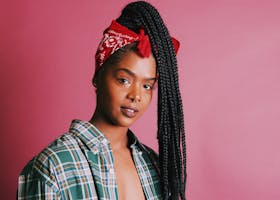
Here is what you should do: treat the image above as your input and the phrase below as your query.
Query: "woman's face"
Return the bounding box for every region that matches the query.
[94,51,156,128]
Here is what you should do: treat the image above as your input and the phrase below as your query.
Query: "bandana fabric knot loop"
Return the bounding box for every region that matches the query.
[137,29,151,57]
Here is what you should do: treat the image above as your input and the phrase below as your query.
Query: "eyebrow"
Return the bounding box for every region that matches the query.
[115,68,157,81]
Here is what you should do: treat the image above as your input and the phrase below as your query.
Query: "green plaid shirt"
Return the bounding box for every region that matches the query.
[18,120,162,200]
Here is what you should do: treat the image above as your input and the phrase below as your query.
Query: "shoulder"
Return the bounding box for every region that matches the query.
[142,144,158,159]
[141,144,160,169]
[18,132,85,198]
[20,131,82,179]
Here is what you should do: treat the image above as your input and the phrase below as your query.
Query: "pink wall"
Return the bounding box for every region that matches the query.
[1,0,280,199]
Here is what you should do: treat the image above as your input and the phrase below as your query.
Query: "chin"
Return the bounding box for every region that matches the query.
[112,117,138,128]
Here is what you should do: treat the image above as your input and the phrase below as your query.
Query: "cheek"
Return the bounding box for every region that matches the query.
[98,85,119,106]
[141,92,153,109]
[105,85,126,103]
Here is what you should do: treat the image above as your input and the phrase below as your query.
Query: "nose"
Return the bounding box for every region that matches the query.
[127,83,141,102]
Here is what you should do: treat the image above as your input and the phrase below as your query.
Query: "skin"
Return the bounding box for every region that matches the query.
[90,50,156,200]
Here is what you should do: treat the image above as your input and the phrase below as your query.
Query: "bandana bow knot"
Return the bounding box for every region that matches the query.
[137,29,151,57]
[95,20,180,73]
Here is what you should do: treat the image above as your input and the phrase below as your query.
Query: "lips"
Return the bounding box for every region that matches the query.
[120,106,139,118]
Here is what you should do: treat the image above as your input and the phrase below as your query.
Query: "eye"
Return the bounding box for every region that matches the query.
[143,84,153,90]
[118,78,130,85]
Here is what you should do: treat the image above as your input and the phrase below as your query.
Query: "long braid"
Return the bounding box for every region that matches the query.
[117,1,186,199]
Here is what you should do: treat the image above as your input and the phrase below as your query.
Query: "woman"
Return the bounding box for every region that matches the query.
[18,1,186,199]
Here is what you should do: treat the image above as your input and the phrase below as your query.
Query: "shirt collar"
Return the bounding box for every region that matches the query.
[69,119,146,151]
[127,129,144,149]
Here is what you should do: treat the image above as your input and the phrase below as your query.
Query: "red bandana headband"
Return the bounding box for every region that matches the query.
[95,20,180,73]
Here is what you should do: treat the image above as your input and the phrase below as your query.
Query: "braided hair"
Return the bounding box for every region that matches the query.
[116,1,187,199]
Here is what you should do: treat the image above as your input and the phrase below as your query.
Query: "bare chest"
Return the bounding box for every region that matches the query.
[113,149,146,200]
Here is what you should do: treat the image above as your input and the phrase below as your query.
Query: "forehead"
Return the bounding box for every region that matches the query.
[106,51,157,78]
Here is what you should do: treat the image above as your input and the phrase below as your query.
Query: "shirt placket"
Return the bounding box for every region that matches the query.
[99,138,119,200]
[131,146,152,199]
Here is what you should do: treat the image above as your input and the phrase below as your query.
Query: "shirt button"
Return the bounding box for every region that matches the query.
[92,146,99,154]
[101,138,108,145]
[138,151,143,155]
[109,167,114,174]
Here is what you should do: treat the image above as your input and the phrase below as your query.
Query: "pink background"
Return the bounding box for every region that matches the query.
[1,0,280,199]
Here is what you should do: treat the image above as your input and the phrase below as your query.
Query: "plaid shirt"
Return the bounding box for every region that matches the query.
[18,120,162,200]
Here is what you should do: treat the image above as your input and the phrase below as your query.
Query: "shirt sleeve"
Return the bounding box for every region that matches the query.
[17,158,61,200]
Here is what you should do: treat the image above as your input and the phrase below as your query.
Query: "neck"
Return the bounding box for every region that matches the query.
[89,116,129,151]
